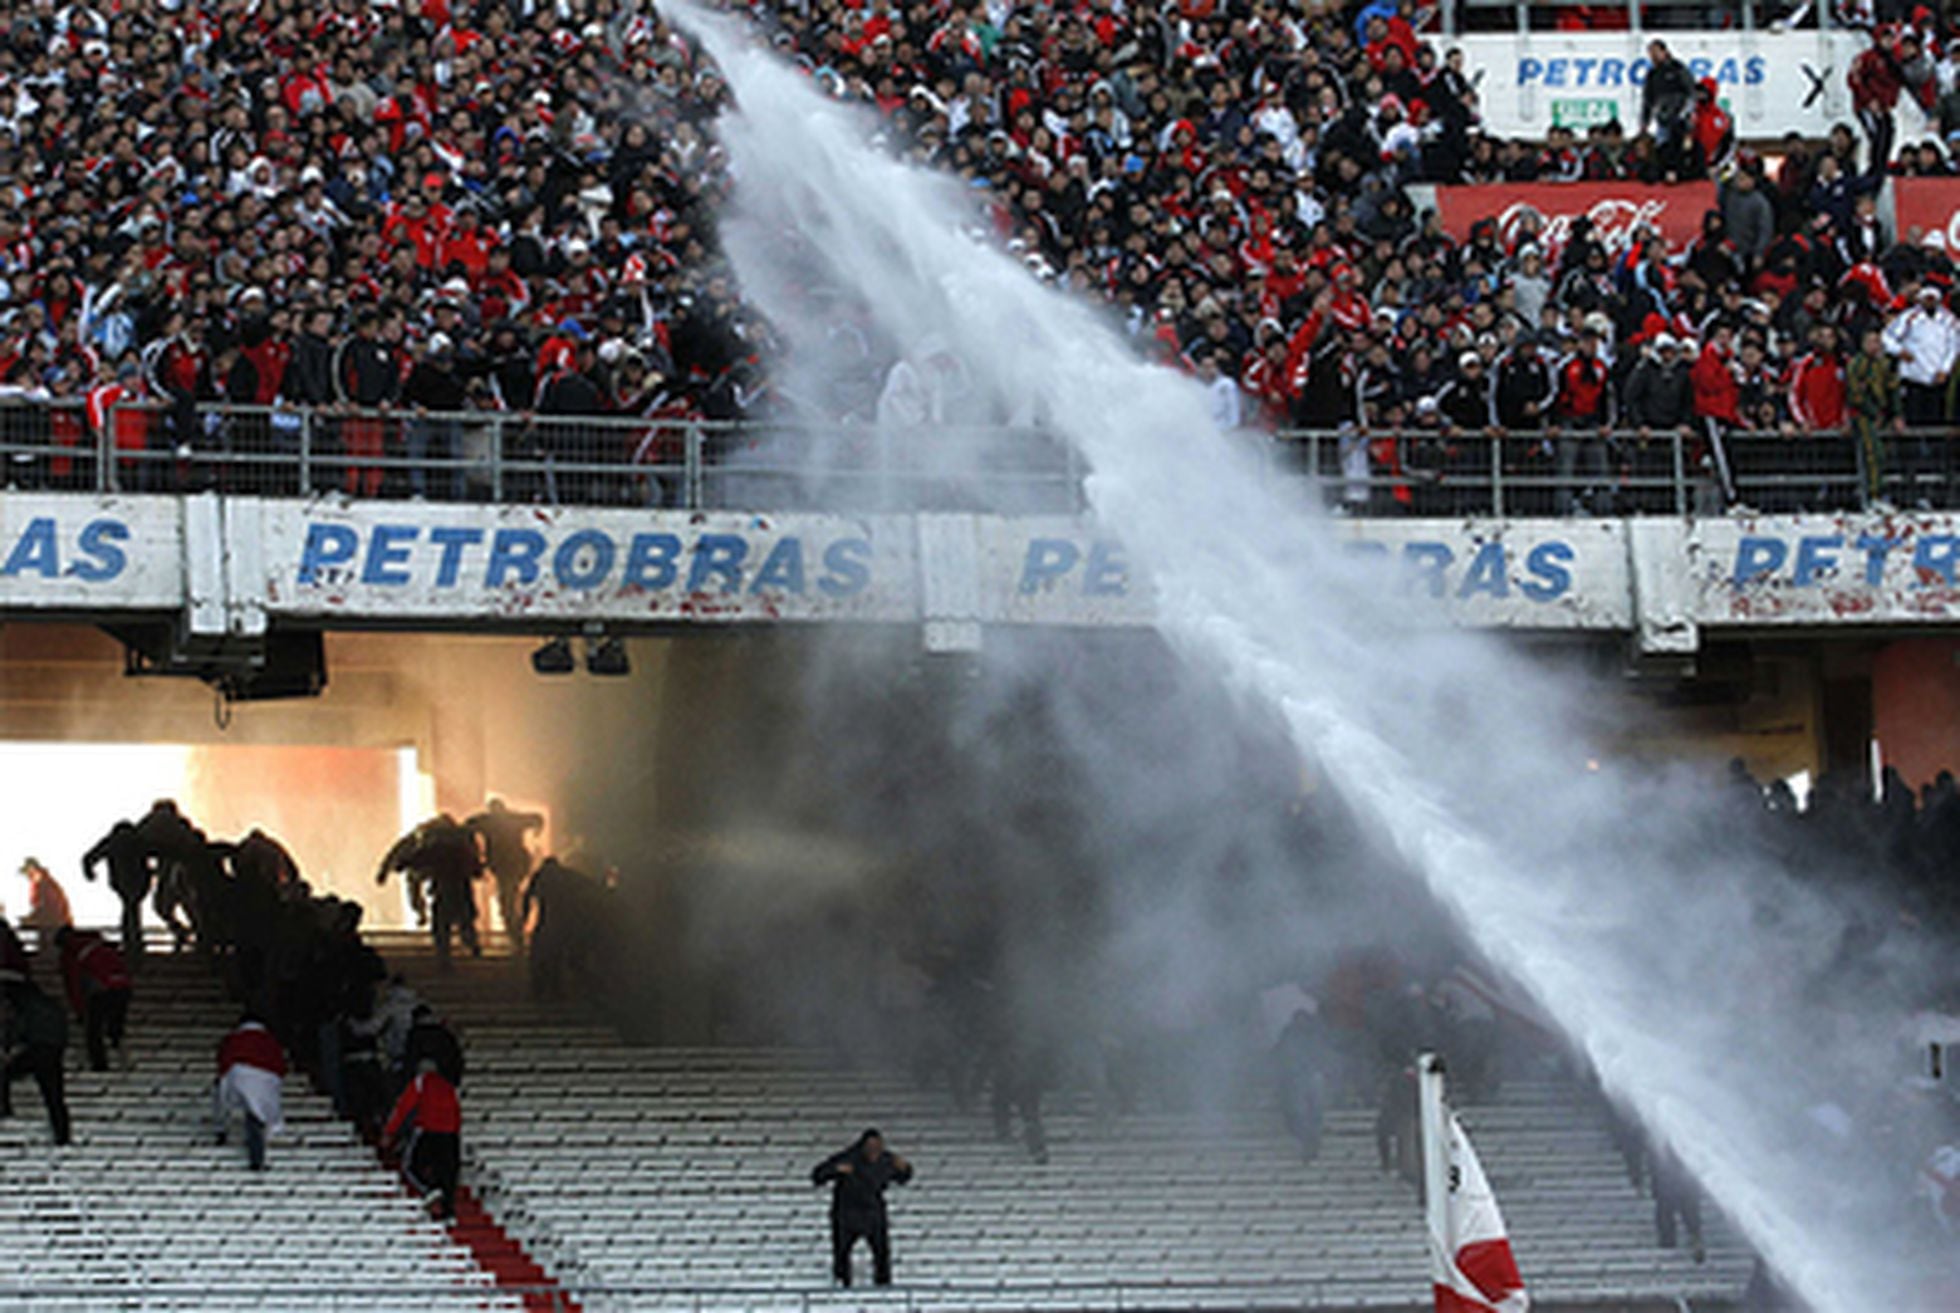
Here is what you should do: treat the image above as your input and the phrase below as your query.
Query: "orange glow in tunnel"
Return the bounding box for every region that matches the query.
[0,742,429,932]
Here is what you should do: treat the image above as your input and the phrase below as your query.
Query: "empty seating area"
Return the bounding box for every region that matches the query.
[393,949,1756,1312]
[0,947,523,1312]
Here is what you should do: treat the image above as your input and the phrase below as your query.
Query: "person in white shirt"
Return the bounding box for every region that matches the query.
[1197,349,1243,432]
[1881,284,1960,504]
[1881,284,1960,427]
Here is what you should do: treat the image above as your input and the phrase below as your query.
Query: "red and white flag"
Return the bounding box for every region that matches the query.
[1428,1103,1529,1313]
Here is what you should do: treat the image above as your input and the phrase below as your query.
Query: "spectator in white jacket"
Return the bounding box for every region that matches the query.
[1881,284,1960,427]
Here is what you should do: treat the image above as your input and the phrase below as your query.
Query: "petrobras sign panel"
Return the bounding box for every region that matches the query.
[254,503,917,624]
[980,517,1155,627]
[0,494,180,610]
[1328,519,1631,630]
[1458,32,1878,140]
[985,517,1629,631]
[1691,513,1960,626]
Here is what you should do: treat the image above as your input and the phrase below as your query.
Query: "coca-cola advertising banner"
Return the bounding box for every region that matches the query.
[1432,182,1717,258]
[1894,178,1960,253]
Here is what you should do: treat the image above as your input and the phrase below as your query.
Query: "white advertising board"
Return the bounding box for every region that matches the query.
[1455,31,1919,140]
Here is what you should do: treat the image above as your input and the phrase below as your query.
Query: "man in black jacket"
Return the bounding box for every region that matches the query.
[402,335,468,500]
[334,310,398,497]
[465,799,544,950]
[1640,41,1698,179]
[811,1129,913,1287]
[536,342,609,503]
[376,815,484,968]
[82,818,154,958]
[286,309,337,406]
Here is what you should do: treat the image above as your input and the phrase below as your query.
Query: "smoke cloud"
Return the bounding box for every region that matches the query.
[605,7,1960,1306]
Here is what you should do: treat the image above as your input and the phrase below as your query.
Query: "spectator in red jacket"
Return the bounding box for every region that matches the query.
[1790,325,1850,433]
[1690,79,1734,178]
[55,928,132,1073]
[215,1015,287,1171]
[1849,30,1913,175]
[1693,325,1745,507]
[1552,329,1614,515]
[384,1061,463,1220]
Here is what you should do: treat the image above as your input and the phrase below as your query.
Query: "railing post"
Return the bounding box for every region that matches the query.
[299,409,313,496]
[685,424,705,510]
[1490,434,1504,518]
[99,403,114,493]
[491,414,505,504]
[1671,428,1688,517]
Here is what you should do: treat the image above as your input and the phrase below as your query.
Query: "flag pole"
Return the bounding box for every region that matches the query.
[1419,1050,1450,1301]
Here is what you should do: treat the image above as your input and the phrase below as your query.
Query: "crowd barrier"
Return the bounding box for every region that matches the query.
[0,400,1947,518]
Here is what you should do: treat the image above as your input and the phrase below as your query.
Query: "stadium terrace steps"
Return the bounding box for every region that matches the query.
[389,946,1755,1312]
[0,942,530,1311]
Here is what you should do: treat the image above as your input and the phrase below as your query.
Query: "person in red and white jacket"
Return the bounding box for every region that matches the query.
[384,1059,462,1220]
[214,1014,286,1171]
[1551,328,1615,515]
[1692,324,1744,506]
[54,927,130,1073]
[1790,324,1849,433]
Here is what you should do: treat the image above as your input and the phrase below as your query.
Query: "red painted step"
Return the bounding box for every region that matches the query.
[377,1141,575,1312]
[446,1186,578,1312]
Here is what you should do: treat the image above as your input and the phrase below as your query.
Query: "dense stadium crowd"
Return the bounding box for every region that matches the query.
[0,0,1952,510]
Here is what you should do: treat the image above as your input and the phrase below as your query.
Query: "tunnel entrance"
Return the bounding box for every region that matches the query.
[0,618,1904,1039]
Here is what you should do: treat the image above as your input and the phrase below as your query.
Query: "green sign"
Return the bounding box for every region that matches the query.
[1551,97,1618,129]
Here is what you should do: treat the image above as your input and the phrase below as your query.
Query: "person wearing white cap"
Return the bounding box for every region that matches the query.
[1882,282,1960,425]
[1436,352,1497,435]
[401,333,466,500]
[1624,333,1694,440]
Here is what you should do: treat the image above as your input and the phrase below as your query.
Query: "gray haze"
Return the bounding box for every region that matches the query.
[612,7,1960,1306]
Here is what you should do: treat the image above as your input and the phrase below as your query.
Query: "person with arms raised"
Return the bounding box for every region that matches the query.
[812,1128,914,1288]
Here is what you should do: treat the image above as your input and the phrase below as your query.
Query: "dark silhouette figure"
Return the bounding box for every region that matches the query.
[0,919,29,980]
[2,978,72,1145]
[990,1034,1051,1166]
[82,819,154,958]
[522,857,604,1000]
[377,817,483,968]
[465,800,543,947]
[132,801,231,953]
[1274,1008,1327,1164]
[812,1129,913,1287]
[56,928,132,1072]
[1650,1143,1706,1263]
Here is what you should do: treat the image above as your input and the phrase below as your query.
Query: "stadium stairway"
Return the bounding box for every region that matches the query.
[0,938,536,1312]
[386,940,1757,1313]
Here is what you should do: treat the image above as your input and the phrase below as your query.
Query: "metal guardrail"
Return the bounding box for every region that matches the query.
[0,401,1087,515]
[0,399,1948,518]
[1272,426,1929,518]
